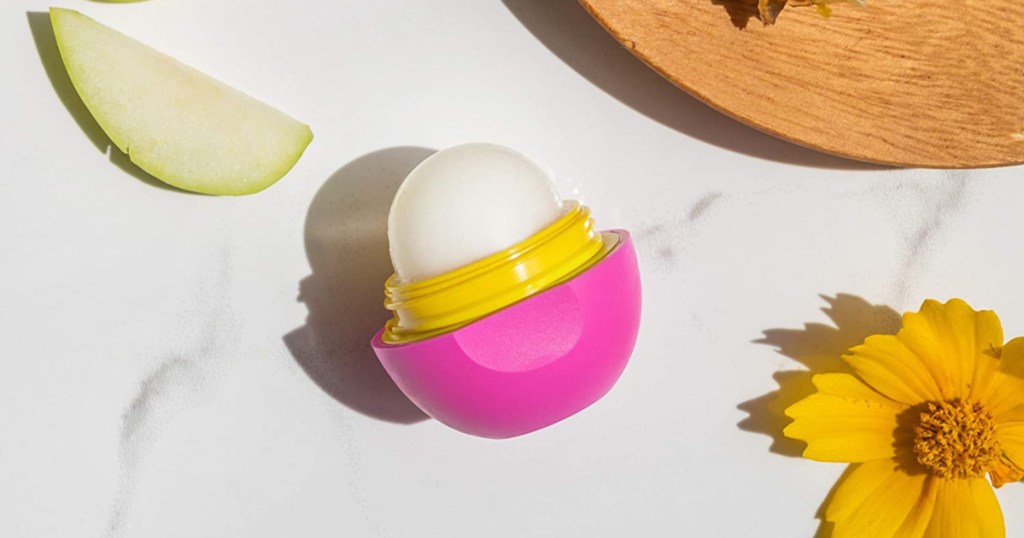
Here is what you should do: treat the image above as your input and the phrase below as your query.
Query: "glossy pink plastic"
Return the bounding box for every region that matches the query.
[371,230,641,438]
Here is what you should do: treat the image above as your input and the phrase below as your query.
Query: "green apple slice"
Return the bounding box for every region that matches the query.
[50,8,313,195]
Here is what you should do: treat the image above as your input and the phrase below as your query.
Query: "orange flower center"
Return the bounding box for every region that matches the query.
[913,399,1000,480]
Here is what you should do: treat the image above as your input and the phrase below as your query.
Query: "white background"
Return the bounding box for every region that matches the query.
[2,1,1023,537]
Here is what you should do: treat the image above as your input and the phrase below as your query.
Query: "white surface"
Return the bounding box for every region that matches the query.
[2,1,1023,537]
[388,143,562,282]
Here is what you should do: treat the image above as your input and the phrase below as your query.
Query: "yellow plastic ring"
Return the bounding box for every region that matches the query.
[382,201,611,344]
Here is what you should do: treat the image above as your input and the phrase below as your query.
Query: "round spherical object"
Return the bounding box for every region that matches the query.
[388,143,564,283]
[372,231,642,439]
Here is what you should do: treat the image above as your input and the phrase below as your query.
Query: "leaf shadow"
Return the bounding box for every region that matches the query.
[26,11,188,193]
[740,293,902,535]
[710,0,762,29]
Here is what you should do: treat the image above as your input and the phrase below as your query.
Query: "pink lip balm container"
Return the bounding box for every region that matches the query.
[371,144,642,439]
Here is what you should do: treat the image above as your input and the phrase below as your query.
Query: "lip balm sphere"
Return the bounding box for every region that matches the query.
[387,143,564,283]
[372,143,643,439]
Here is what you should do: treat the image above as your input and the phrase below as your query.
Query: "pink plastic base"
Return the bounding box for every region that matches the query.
[371,230,642,439]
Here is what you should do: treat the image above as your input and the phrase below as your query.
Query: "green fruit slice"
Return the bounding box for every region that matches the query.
[50,8,313,195]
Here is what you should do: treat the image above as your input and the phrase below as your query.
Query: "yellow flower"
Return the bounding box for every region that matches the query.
[784,299,1024,537]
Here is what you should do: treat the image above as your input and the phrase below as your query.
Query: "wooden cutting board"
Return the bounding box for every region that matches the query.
[579,0,1024,168]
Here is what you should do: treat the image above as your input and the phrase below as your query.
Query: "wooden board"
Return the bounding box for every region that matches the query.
[579,0,1024,168]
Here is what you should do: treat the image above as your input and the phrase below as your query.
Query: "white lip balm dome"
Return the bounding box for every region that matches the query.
[374,142,643,439]
[388,143,565,282]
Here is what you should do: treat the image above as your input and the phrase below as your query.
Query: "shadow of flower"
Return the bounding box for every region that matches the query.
[740,294,901,456]
[740,294,902,535]
[710,0,762,29]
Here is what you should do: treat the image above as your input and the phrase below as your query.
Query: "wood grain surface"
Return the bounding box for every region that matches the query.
[580,0,1024,168]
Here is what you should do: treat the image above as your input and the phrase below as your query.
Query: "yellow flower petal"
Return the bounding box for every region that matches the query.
[969,353,1003,411]
[898,299,1003,400]
[987,378,1024,424]
[997,420,1024,471]
[784,373,907,462]
[825,459,933,538]
[922,478,1004,538]
[984,339,1024,418]
[990,456,1024,489]
[895,477,941,537]
[844,300,1003,405]
[844,335,944,405]
[999,337,1024,379]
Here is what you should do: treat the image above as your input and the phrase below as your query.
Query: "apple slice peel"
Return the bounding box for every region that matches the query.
[50,8,313,195]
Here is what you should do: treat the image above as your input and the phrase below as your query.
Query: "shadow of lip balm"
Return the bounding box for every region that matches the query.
[373,230,642,439]
[285,147,436,425]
